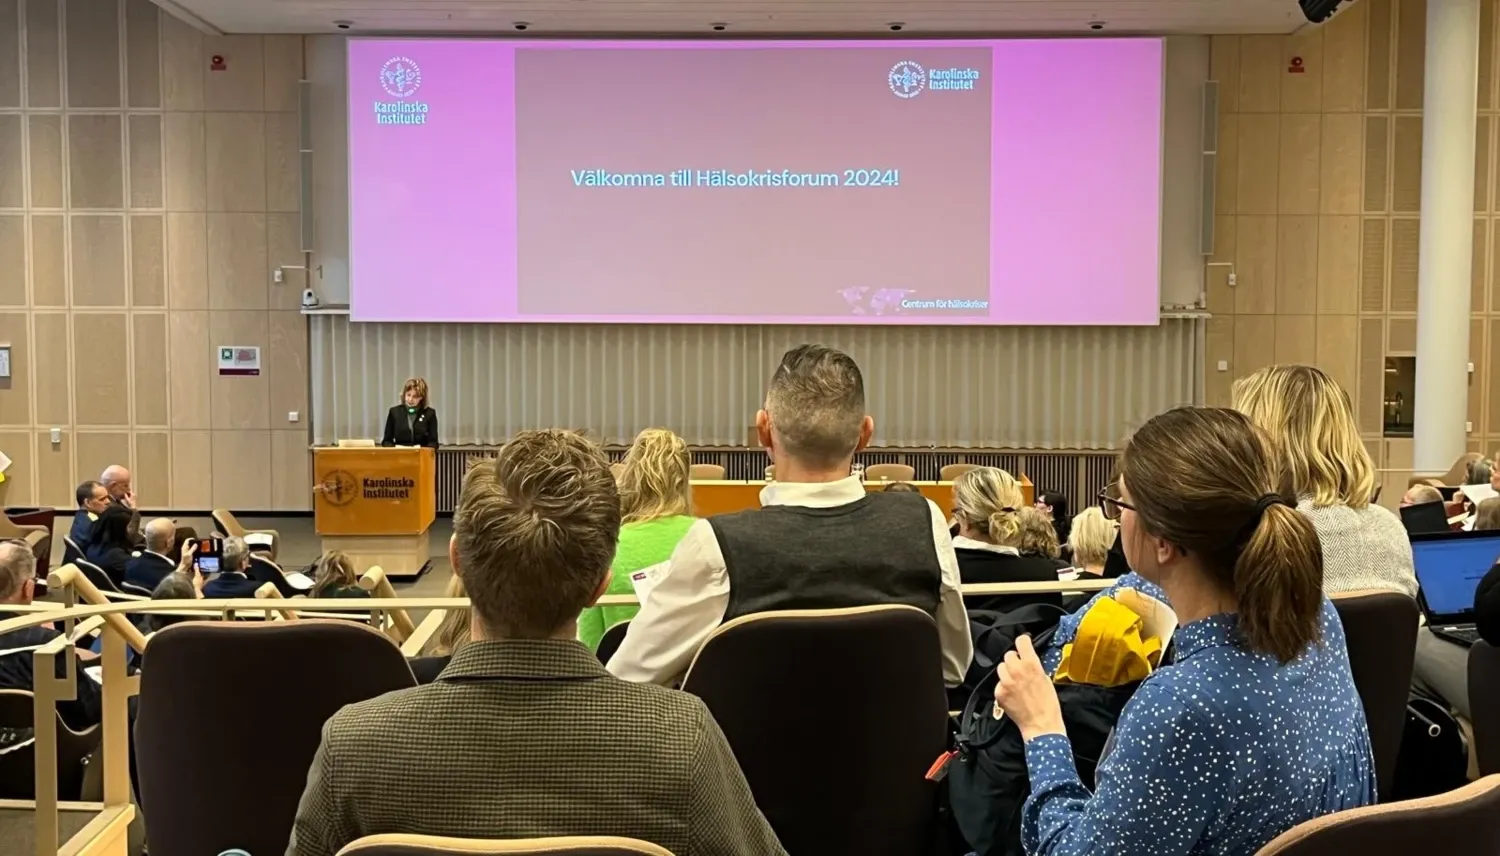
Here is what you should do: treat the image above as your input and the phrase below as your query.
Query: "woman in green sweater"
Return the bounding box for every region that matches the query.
[578,428,696,651]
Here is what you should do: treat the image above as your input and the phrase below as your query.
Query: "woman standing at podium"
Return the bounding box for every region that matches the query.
[381,377,439,449]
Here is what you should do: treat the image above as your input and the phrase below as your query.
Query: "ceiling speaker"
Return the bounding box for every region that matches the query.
[1300,0,1351,24]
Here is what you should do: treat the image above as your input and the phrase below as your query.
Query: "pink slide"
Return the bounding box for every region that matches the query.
[347,39,1164,326]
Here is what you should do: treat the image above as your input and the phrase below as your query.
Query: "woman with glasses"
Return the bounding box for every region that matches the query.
[994,407,1375,855]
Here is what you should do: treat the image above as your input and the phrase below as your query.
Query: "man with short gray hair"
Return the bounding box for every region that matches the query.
[610,344,972,687]
[201,536,259,598]
[0,541,101,730]
[125,518,178,592]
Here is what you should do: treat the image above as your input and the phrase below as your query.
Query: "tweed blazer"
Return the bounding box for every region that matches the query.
[286,639,785,856]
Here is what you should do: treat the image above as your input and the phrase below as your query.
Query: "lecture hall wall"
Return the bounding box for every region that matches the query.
[1205,0,1500,472]
[0,0,313,512]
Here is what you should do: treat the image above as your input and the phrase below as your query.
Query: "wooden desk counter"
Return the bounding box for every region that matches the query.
[690,477,1032,518]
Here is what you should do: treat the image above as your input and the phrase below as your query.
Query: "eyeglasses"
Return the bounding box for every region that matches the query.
[1098,489,1136,521]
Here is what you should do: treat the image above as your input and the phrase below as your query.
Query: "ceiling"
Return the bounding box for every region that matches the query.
[155,0,1316,37]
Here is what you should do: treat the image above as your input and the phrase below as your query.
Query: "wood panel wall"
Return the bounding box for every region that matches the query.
[0,0,310,510]
[1207,0,1499,471]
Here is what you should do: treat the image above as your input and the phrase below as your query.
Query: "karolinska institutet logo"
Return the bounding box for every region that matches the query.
[889,60,981,98]
[375,56,429,125]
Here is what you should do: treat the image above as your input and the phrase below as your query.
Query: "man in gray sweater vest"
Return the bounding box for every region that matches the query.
[609,344,973,687]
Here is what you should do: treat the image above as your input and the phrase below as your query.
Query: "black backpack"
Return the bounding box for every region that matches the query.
[946,603,1141,856]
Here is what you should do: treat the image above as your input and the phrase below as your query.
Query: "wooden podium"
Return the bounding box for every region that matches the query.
[313,446,435,581]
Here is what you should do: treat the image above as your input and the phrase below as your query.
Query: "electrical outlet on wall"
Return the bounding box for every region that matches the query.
[288,411,299,423]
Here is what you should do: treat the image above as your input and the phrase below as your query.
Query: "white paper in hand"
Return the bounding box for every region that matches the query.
[628,561,670,603]
[1462,483,1498,504]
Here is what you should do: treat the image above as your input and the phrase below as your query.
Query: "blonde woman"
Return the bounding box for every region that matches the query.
[1476,497,1500,531]
[951,467,1065,611]
[382,376,439,449]
[1067,507,1118,578]
[1017,506,1062,559]
[410,573,471,684]
[309,551,371,599]
[1232,365,1416,597]
[577,428,696,651]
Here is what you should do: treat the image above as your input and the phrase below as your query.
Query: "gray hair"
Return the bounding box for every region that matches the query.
[222,535,250,572]
[1470,458,1495,486]
[0,541,37,601]
[764,344,866,468]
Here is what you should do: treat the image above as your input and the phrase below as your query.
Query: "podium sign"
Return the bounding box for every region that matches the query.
[313,447,435,579]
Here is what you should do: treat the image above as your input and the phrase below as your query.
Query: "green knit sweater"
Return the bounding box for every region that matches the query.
[578,515,696,651]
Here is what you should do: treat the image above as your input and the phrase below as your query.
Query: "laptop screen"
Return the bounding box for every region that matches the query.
[1411,533,1500,618]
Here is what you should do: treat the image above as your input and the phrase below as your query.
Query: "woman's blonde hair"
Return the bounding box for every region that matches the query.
[1068,507,1117,570]
[1477,497,1500,531]
[402,377,429,407]
[618,428,693,525]
[427,573,472,657]
[1017,506,1060,558]
[310,550,359,597]
[1232,364,1374,509]
[952,467,1025,548]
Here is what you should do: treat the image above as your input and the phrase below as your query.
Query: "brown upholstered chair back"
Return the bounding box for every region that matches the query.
[1329,591,1420,798]
[864,463,915,482]
[135,620,416,856]
[688,463,725,480]
[1254,775,1500,854]
[337,834,674,855]
[939,463,978,481]
[0,689,98,800]
[681,605,947,855]
[1469,640,1500,776]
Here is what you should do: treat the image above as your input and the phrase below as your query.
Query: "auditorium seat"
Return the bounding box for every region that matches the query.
[136,620,416,856]
[1253,775,1500,854]
[211,508,280,561]
[939,463,979,481]
[681,605,947,854]
[688,463,726,480]
[1330,591,1420,798]
[74,558,123,596]
[1413,453,1483,489]
[595,620,630,665]
[61,536,83,566]
[865,463,915,482]
[1469,640,1500,776]
[0,689,98,801]
[610,462,625,479]
[336,834,675,855]
[248,553,312,598]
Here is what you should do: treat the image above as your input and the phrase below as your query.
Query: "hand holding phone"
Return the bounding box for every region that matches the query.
[193,537,223,574]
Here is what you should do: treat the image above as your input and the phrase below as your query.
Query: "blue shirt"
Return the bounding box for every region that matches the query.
[1022,599,1376,856]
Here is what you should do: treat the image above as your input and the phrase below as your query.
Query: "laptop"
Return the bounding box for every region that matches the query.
[1399,500,1451,535]
[1409,529,1500,646]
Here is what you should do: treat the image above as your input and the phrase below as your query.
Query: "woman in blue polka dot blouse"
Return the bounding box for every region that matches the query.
[994,406,1376,856]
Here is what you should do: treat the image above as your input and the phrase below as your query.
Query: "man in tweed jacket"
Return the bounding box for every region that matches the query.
[287,430,785,856]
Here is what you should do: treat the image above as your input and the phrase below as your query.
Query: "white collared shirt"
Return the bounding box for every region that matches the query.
[951,535,1020,556]
[607,475,973,687]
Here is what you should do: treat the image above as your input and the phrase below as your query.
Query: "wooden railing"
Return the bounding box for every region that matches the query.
[13,567,1115,856]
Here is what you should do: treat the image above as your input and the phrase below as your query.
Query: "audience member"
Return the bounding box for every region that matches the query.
[410,574,471,684]
[287,430,784,856]
[1469,457,1495,486]
[1400,484,1443,508]
[1017,506,1064,561]
[994,406,1374,854]
[70,481,109,547]
[949,467,1065,613]
[309,551,371,599]
[99,465,134,508]
[883,481,920,493]
[124,518,177,593]
[1233,364,1417,597]
[1066,508,1116,578]
[0,541,100,730]
[200,537,259,599]
[608,345,971,687]
[83,504,135,588]
[1476,497,1500,531]
[578,428,696,651]
[1035,490,1071,546]
[147,568,204,633]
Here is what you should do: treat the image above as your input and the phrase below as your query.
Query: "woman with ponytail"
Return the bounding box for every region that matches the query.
[951,467,1065,611]
[993,407,1374,856]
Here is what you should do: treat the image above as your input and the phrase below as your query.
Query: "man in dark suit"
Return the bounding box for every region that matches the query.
[201,537,260,599]
[287,430,784,856]
[69,480,109,547]
[124,518,179,593]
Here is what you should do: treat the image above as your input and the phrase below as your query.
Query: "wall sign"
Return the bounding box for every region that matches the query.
[217,346,261,376]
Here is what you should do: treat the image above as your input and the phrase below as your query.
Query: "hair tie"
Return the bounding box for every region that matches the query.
[1254,494,1291,515]
[1000,506,1017,514]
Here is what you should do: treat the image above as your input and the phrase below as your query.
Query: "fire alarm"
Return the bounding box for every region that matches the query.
[1287,56,1306,74]
[210,54,227,71]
